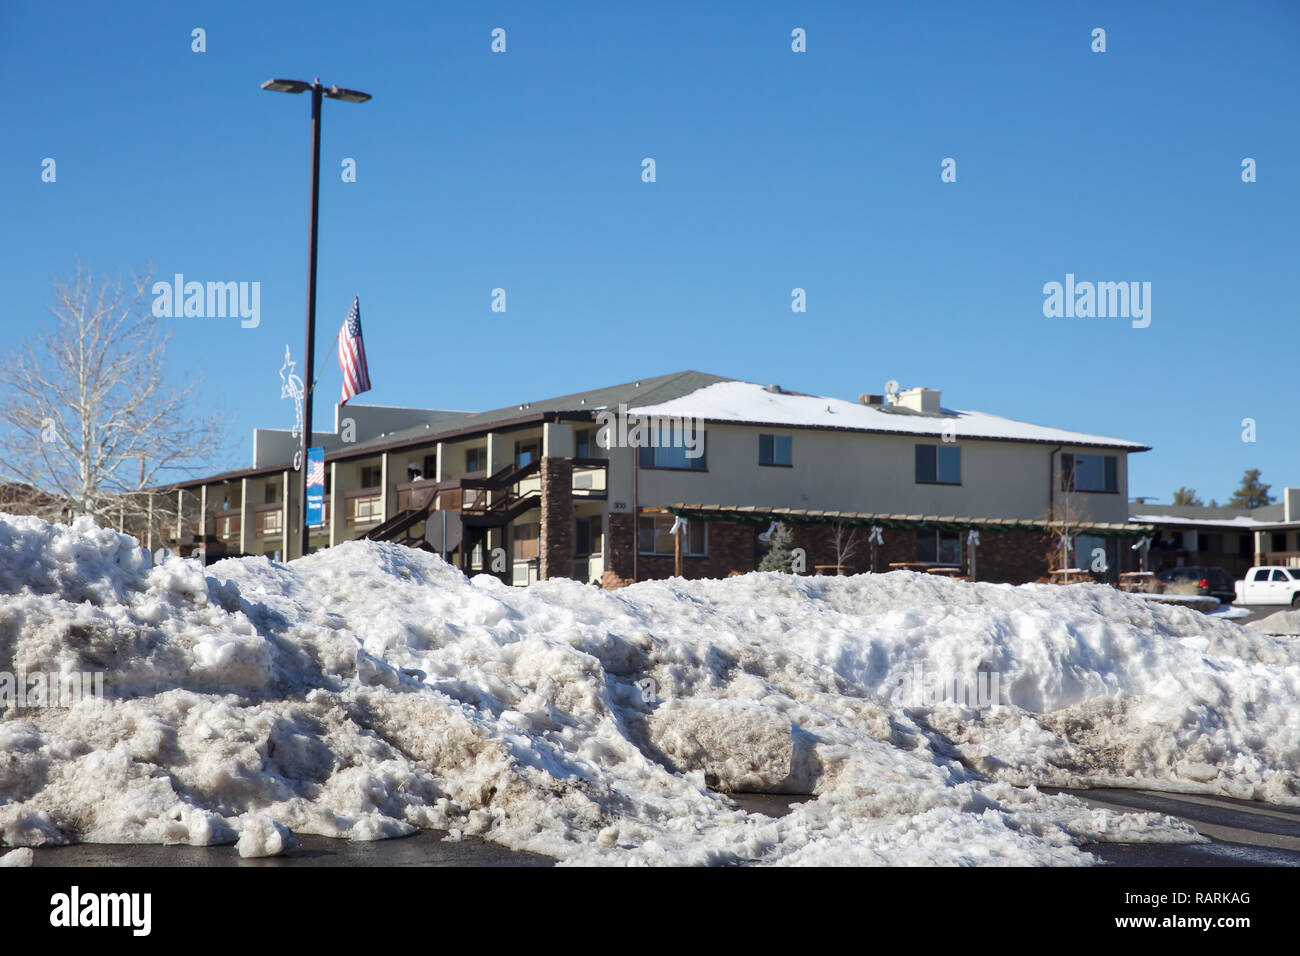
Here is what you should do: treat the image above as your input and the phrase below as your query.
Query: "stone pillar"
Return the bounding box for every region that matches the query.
[539,457,574,580]
[606,513,636,581]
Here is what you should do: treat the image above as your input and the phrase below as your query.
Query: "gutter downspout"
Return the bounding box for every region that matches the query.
[1049,445,1063,569]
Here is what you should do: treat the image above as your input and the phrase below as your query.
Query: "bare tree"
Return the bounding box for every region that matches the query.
[1040,484,1092,575]
[829,521,860,574]
[0,264,227,537]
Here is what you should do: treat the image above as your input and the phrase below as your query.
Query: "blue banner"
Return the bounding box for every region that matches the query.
[306,446,325,527]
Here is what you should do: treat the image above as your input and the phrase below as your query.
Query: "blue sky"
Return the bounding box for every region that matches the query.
[3,0,1297,505]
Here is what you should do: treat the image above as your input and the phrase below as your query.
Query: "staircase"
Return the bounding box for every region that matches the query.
[365,460,542,544]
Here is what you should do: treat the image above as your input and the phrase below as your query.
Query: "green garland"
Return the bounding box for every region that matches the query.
[667,506,1151,538]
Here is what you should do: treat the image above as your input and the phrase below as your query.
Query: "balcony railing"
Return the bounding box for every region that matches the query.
[214,512,241,541]
[253,503,283,536]
[346,486,383,526]
[1264,551,1300,568]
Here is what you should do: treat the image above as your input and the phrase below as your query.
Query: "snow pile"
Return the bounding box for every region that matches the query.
[0,847,33,867]
[1251,609,1300,636]
[2,513,1297,865]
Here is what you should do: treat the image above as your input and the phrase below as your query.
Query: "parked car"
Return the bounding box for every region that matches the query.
[1234,566,1300,606]
[1154,566,1237,604]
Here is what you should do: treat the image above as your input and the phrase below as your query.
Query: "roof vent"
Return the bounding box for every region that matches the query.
[896,387,941,414]
[764,383,783,394]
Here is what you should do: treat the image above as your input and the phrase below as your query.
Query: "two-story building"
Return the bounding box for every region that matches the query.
[161,371,1153,585]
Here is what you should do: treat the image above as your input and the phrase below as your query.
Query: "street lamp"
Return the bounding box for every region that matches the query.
[261,76,371,560]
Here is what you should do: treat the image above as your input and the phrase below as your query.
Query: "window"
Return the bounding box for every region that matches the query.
[466,447,485,473]
[1199,533,1222,553]
[1252,569,1270,583]
[513,523,539,561]
[638,514,706,555]
[575,429,598,458]
[637,427,706,470]
[264,484,278,505]
[360,465,382,488]
[1061,453,1117,493]
[422,454,437,480]
[915,445,961,484]
[916,529,961,565]
[1074,534,1109,571]
[1238,534,1252,557]
[1270,569,1289,582]
[759,434,793,467]
[515,439,540,468]
[575,516,603,556]
[1272,532,1287,552]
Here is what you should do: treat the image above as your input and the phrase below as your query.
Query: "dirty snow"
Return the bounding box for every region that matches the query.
[1,513,1297,865]
[1251,609,1300,636]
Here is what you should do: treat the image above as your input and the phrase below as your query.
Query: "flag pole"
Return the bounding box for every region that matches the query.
[298,80,323,561]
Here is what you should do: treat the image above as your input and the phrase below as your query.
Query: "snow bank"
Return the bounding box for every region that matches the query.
[2,513,1297,865]
[1251,609,1300,636]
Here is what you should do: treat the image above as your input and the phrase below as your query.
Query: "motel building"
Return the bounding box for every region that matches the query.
[159,371,1158,587]
[1129,492,1300,578]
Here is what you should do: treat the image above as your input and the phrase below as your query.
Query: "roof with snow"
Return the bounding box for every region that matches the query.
[174,370,1149,487]
[629,380,1149,450]
[1129,513,1269,530]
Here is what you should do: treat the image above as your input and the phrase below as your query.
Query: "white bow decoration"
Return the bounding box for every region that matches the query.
[1131,536,1151,551]
[967,529,980,546]
[669,516,688,536]
[867,526,884,545]
[758,520,781,543]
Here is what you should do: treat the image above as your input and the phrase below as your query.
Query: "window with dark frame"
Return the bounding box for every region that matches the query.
[515,439,540,468]
[916,529,961,565]
[575,429,597,458]
[915,444,960,484]
[637,514,706,555]
[637,426,706,470]
[1060,453,1117,493]
[759,433,793,466]
[360,465,381,489]
[465,447,485,473]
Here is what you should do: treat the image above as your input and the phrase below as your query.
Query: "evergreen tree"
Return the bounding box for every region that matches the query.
[758,523,796,572]
[1227,469,1275,510]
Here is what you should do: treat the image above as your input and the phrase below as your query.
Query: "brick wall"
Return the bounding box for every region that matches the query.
[539,458,573,580]
[972,529,1055,583]
[635,519,758,581]
[607,514,1068,586]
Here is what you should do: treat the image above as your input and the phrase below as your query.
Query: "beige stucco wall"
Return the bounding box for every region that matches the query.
[615,423,1133,523]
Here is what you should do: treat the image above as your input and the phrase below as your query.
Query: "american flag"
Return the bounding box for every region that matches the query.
[307,456,325,487]
[337,296,372,404]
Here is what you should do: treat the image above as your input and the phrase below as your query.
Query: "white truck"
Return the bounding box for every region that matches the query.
[1234,566,1300,606]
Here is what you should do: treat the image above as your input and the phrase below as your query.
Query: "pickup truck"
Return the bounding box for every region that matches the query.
[1234,566,1300,606]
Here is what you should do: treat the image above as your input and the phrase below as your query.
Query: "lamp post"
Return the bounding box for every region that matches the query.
[261,77,371,559]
